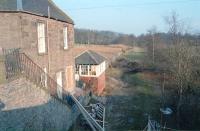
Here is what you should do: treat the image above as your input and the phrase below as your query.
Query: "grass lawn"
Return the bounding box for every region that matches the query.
[122,50,145,63]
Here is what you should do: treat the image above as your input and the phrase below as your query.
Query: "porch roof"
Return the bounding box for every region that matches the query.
[75,50,106,65]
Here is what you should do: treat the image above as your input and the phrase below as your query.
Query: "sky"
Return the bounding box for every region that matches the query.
[53,0,200,35]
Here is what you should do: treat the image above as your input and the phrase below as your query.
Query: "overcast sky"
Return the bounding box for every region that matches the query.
[53,0,200,35]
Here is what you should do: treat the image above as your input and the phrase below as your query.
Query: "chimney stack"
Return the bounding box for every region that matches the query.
[17,0,23,11]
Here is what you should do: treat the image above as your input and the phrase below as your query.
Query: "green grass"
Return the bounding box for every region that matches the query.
[107,69,162,130]
[106,67,123,79]
[122,72,161,123]
[122,73,146,86]
[129,94,161,129]
[121,72,156,95]
[124,73,161,129]
[122,51,145,62]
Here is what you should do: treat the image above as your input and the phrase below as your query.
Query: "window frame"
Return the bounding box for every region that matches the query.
[81,65,88,75]
[37,22,46,54]
[63,26,68,50]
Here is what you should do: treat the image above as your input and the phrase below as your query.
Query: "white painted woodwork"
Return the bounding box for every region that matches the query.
[56,71,63,99]
[76,61,106,77]
[63,26,68,49]
[66,66,74,92]
[37,22,46,53]
[43,67,47,88]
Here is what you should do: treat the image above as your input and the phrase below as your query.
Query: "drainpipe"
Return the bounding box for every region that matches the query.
[17,0,23,48]
[47,6,51,73]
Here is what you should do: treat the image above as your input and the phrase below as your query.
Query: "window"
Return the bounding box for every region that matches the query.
[89,65,96,76]
[63,26,68,49]
[37,22,46,53]
[75,65,79,74]
[81,65,88,75]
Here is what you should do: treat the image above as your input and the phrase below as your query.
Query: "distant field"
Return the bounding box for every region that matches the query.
[121,47,145,63]
[74,44,132,62]
[123,51,145,62]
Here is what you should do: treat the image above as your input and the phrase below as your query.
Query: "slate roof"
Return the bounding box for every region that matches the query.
[0,0,74,24]
[75,50,107,65]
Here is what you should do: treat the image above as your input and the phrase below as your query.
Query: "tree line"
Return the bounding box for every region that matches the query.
[75,28,136,45]
[75,28,200,46]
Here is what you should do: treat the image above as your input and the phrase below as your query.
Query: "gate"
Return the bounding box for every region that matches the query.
[3,48,21,79]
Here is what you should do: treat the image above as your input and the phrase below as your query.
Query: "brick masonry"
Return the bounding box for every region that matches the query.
[80,72,106,95]
[0,12,75,92]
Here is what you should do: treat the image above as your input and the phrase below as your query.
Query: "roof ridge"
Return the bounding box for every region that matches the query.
[48,0,74,24]
[90,50,108,61]
[87,50,100,64]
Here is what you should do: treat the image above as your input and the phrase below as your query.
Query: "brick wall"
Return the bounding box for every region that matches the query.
[80,72,106,95]
[96,72,106,95]
[0,12,75,91]
[0,78,80,130]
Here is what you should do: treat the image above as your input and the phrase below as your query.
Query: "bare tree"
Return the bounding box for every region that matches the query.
[164,11,199,129]
[148,26,157,64]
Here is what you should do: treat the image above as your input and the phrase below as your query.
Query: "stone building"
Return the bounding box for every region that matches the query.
[75,50,107,95]
[0,0,75,93]
[0,0,85,130]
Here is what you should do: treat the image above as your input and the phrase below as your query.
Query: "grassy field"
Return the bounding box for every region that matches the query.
[105,69,162,130]
[104,49,162,130]
[121,49,145,63]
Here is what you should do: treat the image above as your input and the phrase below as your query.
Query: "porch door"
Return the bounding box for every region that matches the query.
[56,71,63,99]
[43,67,47,88]
[66,66,74,92]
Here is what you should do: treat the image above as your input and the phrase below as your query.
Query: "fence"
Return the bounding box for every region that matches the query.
[3,48,21,79]
[3,48,71,106]
[3,48,104,131]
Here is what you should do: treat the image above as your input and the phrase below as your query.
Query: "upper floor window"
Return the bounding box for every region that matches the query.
[37,22,46,54]
[63,26,68,49]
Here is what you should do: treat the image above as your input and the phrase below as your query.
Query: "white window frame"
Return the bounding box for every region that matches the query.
[89,65,96,76]
[37,22,46,54]
[63,26,68,49]
[81,65,88,75]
